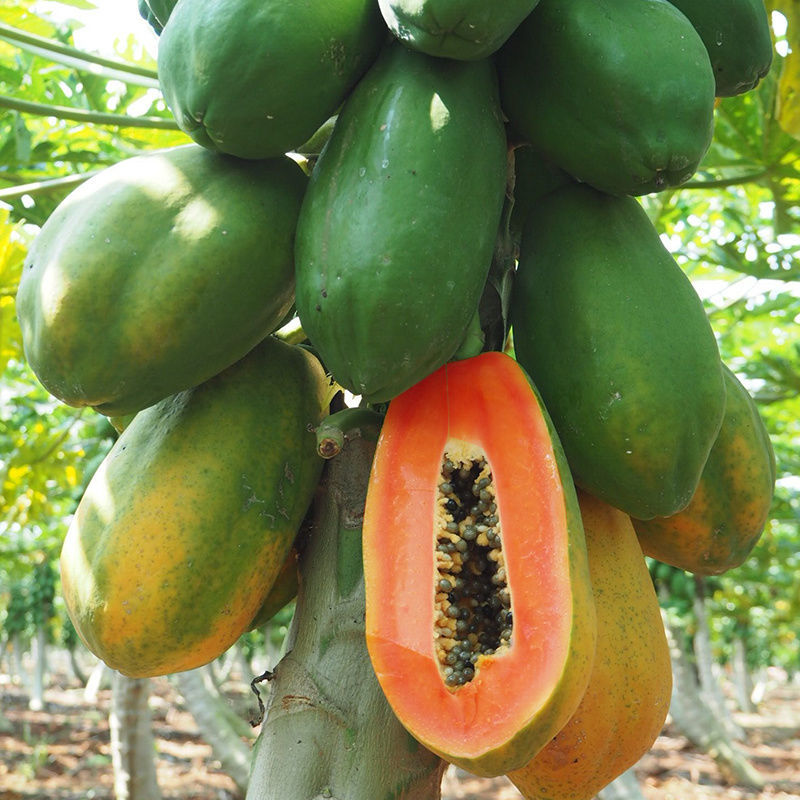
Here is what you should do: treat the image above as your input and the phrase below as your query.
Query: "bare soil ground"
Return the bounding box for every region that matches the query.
[1,658,798,800]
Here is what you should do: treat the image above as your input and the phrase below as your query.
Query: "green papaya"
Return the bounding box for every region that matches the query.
[137,0,177,34]
[633,365,776,574]
[295,43,507,403]
[157,0,384,159]
[511,182,726,520]
[496,0,716,196]
[16,145,306,417]
[509,144,574,250]
[378,0,540,60]
[60,337,329,678]
[667,0,773,96]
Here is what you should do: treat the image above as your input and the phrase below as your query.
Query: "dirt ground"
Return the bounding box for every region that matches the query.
[1,657,798,800]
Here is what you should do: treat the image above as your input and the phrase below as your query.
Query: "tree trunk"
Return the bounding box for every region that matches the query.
[68,645,89,685]
[662,611,763,790]
[731,637,755,713]
[29,625,47,710]
[11,632,26,686]
[109,671,162,800]
[246,430,447,800]
[750,667,769,706]
[173,667,253,795]
[208,646,239,690]
[596,768,647,800]
[85,658,113,703]
[691,577,744,740]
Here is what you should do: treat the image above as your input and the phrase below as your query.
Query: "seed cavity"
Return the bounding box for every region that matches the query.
[433,443,512,690]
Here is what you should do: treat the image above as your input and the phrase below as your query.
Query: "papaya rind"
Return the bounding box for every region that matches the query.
[16,145,307,418]
[60,338,328,678]
[295,43,508,403]
[496,0,715,196]
[157,0,384,159]
[378,0,540,60]
[633,364,776,574]
[509,490,672,800]
[511,182,726,519]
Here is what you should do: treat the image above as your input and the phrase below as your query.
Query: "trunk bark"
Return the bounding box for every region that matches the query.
[731,637,755,713]
[173,667,253,795]
[662,611,763,790]
[29,625,47,710]
[691,577,744,740]
[246,430,447,800]
[596,768,647,800]
[109,671,162,800]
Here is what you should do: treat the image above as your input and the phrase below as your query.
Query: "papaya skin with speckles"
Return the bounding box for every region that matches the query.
[509,491,671,800]
[633,365,776,575]
[60,337,329,678]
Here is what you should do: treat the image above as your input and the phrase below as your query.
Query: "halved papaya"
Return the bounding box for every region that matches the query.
[363,352,597,777]
[633,365,776,575]
[508,491,672,800]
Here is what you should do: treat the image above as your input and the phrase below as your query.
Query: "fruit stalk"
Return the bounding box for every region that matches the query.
[246,428,446,800]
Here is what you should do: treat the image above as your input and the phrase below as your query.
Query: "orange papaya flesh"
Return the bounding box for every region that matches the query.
[509,491,671,800]
[363,351,596,778]
[633,364,776,575]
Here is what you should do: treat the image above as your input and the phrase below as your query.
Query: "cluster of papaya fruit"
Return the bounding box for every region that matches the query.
[15,0,778,796]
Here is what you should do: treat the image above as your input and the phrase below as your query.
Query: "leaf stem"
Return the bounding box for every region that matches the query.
[682,170,770,189]
[0,94,179,130]
[0,171,100,202]
[0,22,159,87]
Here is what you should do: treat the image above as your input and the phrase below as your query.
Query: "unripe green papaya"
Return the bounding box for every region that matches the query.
[378,0,540,60]
[157,0,384,159]
[509,144,574,250]
[511,182,726,520]
[667,0,773,97]
[633,365,776,574]
[295,43,507,403]
[60,337,330,678]
[496,0,716,196]
[16,145,306,417]
[137,0,177,34]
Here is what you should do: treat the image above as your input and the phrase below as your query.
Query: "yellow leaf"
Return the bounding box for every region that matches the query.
[7,464,31,483]
[65,464,78,488]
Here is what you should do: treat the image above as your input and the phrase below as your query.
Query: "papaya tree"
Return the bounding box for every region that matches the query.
[1,3,799,800]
